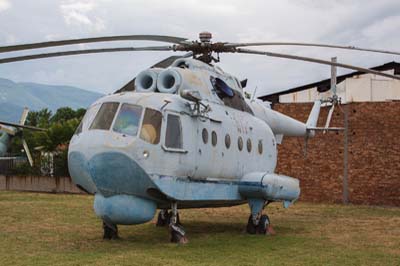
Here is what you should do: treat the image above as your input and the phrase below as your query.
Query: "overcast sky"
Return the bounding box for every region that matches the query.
[1,0,400,96]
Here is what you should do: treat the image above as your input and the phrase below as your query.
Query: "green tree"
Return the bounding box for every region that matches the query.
[51,107,77,124]
[35,108,52,128]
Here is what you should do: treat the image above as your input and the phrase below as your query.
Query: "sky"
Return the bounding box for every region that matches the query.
[0,0,400,96]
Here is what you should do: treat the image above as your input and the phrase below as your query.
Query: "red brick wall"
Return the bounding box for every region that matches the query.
[273,102,400,206]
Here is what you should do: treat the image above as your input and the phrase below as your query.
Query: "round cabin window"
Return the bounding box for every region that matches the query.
[225,134,231,149]
[202,128,208,144]
[238,136,243,151]
[247,139,252,153]
[211,131,217,146]
[258,140,263,154]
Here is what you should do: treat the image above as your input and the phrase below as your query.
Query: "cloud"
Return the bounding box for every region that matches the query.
[60,0,105,32]
[0,0,11,12]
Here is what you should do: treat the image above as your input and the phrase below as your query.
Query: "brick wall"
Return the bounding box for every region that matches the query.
[273,102,400,206]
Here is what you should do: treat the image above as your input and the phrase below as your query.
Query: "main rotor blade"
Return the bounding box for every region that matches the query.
[0,121,46,131]
[0,46,173,64]
[226,42,400,56]
[236,48,400,81]
[0,35,187,53]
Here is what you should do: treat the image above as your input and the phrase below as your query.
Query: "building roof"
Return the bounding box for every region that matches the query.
[259,61,400,103]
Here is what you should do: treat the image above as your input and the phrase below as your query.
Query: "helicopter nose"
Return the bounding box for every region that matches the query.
[68,151,97,194]
[68,150,156,197]
[87,151,154,197]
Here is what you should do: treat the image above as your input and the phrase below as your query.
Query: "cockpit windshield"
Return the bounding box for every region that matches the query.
[90,102,119,130]
[113,104,142,136]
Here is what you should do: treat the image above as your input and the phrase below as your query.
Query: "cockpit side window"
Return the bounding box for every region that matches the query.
[165,114,183,149]
[90,102,119,130]
[113,104,142,136]
[140,108,162,144]
[74,120,83,135]
[210,76,254,115]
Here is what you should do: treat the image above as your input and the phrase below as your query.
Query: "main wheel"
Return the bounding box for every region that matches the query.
[246,215,257,234]
[256,214,270,234]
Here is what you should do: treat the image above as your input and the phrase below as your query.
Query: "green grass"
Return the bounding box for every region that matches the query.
[0,192,399,266]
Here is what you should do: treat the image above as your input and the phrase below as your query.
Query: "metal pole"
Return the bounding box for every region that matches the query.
[343,104,349,204]
[331,57,337,96]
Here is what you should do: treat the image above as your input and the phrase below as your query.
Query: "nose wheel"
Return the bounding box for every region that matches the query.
[168,202,188,244]
[156,209,181,227]
[102,220,119,240]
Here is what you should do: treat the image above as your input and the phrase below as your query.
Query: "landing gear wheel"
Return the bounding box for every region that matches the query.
[256,214,270,234]
[246,214,257,234]
[103,221,119,240]
[170,224,188,244]
[156,210,169,227]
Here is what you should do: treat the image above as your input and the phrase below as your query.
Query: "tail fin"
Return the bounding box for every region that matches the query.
[306,100,321,128]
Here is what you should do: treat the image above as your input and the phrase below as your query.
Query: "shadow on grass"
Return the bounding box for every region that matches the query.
[95,220,308,246]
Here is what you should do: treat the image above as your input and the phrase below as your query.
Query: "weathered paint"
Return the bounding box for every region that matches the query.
[68,151,97,194]
[238,172,300,202]
[68,58,316,225]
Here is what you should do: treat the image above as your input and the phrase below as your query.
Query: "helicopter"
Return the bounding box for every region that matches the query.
[1,32,399,243]
[0,108,45,167]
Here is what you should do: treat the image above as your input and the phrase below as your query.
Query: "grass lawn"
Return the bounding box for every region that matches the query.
[0,191,399,266]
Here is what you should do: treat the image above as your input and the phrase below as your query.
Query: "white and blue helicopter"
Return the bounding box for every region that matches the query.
[1,32,399,243]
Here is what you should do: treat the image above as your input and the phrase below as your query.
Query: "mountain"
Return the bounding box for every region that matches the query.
[0,78,104,122]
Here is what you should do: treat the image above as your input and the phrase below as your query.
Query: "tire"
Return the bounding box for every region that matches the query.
[103,221,118,240]
[257,214,270,234]
[170,224,187,243]
[156,210,168,227]
[246,215,257,234]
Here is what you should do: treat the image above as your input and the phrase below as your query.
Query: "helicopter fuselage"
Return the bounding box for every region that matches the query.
[68,58,305,225]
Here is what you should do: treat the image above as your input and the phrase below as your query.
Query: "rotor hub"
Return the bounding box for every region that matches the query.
[199,31,212,43]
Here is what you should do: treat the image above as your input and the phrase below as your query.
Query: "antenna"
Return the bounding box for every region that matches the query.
[251,86,258,102]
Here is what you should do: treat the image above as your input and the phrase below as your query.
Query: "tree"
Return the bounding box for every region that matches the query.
[27,108,52,128]
[51,107,76,124]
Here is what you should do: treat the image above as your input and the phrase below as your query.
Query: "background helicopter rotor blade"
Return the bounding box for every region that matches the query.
[0,46,174,64]
[0,121,46,131]
[22,139,34,167]
[0,125,17,135]
[235,48,400,81]
[0,35,187,53]
[225,42,400,56]
[19,107,29,125]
